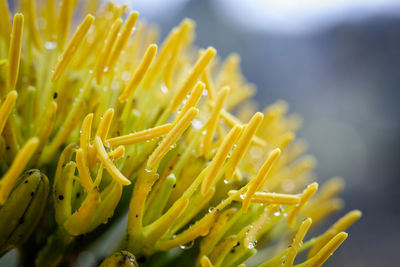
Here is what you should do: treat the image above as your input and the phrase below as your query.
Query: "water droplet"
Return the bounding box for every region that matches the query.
[179,240,194,250]
[103,66,109,73]
[89,69,93,74]
[45,41,57,50]
[223,179,229,184]
[248,242,255,249]
[274,211,281,216]
[208,207,215,213]
[192,119,203,129]
[202,89,208,96]
[160,83,168,94]
[121,71,131,82]
[239,194,245,200]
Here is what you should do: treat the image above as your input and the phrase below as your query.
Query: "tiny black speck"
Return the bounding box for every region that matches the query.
[6,146,10,150]
[30,192,35,196]
[58,195,64,200]
[172,184,176,188]
[53,92,58,99]
[24,180,28,184]
[28,170,34,175]
[135,214,139,218]
[76,193,80,198]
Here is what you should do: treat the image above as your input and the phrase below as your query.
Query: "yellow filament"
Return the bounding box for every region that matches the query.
[23,0,41,49]
[0,90,17,134]
[201,256,213,267]
[0,0,11,43]
[309,232,348,267]
[63,188,101,236]
[201,125,242,195]
[279,132,295,151]
[107,123,173,147]
[287,182,319,226]
[175,81,205,122]
[52,15,95,82]
[156,211,218,251]
[201,69,215,100]
[76,148,94,192]
[242,148,281,213]
[143,28,179,90]
[163,19,195,88]
[202,86,230,157]
[96,18,123,83]
[147,107,199,170]
[169,47,217,112]
[308,210,361,258]
[108,145,125,159]
[283,218,312,267]
[96,108,114,142]
[228,191,300,205]
[220,110,267,147]
[315,177,345,202]
[7,13,24,90]
[0,137,39,204]
[119,44,158,102]
[225,112,264,181]
[57,0,73,49]
[106,12,139,72]
[94,136,131,185]
[80,113,94,164]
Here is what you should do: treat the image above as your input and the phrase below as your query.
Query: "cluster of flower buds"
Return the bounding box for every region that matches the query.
[0,0,361,266]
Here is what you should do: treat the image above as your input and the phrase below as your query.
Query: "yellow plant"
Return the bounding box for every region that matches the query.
[0,1,361,266]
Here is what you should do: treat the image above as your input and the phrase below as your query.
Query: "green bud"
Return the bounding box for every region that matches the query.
[100,251,138,267]
[0,169,49,256]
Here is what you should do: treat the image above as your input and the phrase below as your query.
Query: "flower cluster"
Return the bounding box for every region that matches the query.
[0,1,360,266]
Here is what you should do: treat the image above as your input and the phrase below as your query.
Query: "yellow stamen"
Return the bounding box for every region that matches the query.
[242,148,281,213]
[7,13,24,90]
[107,123,173,147]
[309,232,348,267]
[0,90,17,134]
[308,210,361,258]
[0,137,39,204]
[278,132,295,151]
[96,18,123,83]
[94,136,131,185]
[108,145,125,159]
[202,86,230,157]
[75,148,93,192]
[156,211,218,251]
[52,15,95,82]
[201,125,242,195]
[96,108,114,142]
[0,0,11,44]
[57,0,73,49]
[228,190,300,205]
[80,113,94,164]
[174,81,205,122]
[283,218,312,267]
[220,109,267,147]
[106,12,139,72]
[119,44,158,102]
[143,28,179,90]
[144,198,189,244]
[23,0,41,49]
[63,188,101,236]
[201,68,215,100]
[169,47,216,112]
[147,107,199,170]
[225,112,264,181]
[163,19,195,89]
[201,256,213,267]
[287,182,319,226]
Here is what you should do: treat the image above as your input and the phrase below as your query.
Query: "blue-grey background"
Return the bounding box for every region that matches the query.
[132,0,400,266]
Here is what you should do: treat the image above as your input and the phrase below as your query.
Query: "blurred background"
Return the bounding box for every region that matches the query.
[126,0,400,266]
